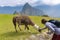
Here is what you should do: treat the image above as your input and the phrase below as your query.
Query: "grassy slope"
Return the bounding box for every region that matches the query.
[0,14,60,40]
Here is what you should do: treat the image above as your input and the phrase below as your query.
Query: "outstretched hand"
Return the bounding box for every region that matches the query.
[38,28,42,32]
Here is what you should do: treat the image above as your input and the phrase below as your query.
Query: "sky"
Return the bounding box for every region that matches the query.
[0,0,60,7]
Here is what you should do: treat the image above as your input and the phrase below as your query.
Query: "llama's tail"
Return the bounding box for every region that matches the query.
[13,17,16,27]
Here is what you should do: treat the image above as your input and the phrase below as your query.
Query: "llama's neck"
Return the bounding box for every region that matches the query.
[30,21,40,30]
[29,20,35,26]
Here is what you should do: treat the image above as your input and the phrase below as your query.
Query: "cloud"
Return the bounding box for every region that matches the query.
[0,0,60,6]
[41,0,60,5]
[0,0,38,6]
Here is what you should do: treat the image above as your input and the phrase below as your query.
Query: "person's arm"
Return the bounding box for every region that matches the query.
[41,26,47,30]
[46,23,55,32]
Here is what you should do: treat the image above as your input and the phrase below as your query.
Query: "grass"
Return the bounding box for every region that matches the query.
[0,14,60,40]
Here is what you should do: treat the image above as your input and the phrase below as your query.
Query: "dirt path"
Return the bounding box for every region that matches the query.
[25,32,53,40]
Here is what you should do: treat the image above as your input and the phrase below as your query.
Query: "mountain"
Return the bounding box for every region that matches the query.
[34,5,51,14]
[0,6,22,14]
[0,3,60,17]
[21,3,44,16]
[35,4,60,17]
[13,11,20,15]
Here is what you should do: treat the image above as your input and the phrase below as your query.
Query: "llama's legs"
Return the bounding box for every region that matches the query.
[13,20,17,32]
[25,25,29,30]
[25,24,31,32]
[14,25,17,32]
[13,22,17,32]
[18,25,22,31]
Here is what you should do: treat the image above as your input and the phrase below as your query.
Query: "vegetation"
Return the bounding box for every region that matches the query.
[42,15,49,17]
[0,14,60,40]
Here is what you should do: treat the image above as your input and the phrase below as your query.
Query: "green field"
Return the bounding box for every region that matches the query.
[0,14,60,40]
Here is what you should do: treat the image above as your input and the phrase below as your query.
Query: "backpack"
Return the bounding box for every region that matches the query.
[48,19,60,28]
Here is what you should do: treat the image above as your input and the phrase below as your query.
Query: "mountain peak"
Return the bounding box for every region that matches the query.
[21,3,44,16]
[25,3,29,5]
[23,3,31,8]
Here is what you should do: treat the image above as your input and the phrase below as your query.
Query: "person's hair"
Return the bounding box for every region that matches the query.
[41,19,47,24]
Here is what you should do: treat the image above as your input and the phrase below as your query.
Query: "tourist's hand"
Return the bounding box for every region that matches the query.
[38,28,42,32]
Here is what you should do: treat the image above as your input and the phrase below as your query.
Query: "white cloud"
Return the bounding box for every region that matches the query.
[0,0,38,6]
[0,0,60,6]
[41,0,60,5]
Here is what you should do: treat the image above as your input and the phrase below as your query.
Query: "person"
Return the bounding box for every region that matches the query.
[40,19,60,40]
